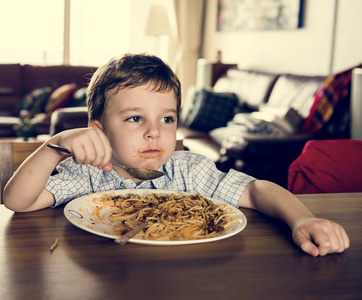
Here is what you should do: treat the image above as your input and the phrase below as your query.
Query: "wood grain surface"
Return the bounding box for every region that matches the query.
[1,193,361,300]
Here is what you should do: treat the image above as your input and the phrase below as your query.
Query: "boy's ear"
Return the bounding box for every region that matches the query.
[89,120,103,130]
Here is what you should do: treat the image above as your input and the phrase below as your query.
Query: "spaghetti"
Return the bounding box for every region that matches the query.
[93,192,238,241]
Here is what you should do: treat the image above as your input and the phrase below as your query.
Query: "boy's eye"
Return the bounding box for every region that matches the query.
[161,116,175,124]
[126,116,142,123]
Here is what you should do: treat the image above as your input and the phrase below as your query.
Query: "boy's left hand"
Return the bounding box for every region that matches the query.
[292,217,350,257]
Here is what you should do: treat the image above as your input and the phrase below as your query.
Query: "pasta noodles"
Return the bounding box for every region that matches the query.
[93,192,238,241]
[49,238,58,252]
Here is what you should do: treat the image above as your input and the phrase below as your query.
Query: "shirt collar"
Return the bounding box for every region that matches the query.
[107,169,171,190]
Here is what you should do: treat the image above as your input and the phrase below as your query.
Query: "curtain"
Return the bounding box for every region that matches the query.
[169,0,205,104]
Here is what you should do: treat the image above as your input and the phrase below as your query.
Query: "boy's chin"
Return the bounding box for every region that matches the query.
[139,163,162,171]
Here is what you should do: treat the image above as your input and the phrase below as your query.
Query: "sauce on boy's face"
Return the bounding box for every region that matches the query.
[100,84,177,180]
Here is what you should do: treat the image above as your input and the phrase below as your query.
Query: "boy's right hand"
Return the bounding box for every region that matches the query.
[51,127,113,172]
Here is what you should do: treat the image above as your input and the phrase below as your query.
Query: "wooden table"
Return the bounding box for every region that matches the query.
[1,193,361,299]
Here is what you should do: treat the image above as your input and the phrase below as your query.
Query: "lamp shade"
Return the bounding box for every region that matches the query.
[145,5,171,36]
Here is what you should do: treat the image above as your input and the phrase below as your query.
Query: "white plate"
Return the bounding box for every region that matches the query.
[64,189,247,246]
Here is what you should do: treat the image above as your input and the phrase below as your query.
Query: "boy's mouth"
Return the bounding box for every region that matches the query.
[137,148,164,159]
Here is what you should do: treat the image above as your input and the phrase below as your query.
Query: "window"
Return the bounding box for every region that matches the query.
[0,0,168,66]
[0,0,64,65]
[69,0,131,66]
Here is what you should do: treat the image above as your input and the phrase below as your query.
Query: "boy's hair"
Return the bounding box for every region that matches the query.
[86,53,181,123]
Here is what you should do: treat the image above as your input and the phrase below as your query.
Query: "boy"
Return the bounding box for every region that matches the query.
[4,53,349,257]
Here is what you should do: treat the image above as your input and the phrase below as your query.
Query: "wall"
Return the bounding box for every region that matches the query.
[130,0,171,62]
[333,0,362,72]
[202,0,362,76]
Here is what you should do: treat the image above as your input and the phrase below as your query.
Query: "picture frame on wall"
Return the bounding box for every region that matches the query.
[217,0,304,31]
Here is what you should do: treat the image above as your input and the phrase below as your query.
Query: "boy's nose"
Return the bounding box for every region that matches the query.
[144,122,160,140]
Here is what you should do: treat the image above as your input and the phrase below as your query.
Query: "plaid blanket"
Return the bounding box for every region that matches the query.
[299,64,362,135]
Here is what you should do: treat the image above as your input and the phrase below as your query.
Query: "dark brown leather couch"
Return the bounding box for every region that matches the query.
[0,64,96,137]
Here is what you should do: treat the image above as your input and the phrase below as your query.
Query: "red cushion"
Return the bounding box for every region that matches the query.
[288,139,362,194]
[45,83,77,114]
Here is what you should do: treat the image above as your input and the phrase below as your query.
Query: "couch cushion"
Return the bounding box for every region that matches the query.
[213,68,278,110]
[0,64,23,115]
[22,64,96,95]
[45,83,77,114]
[19,87,53,117]
[49,106,88,135]
[265,74,326,118]
[180,88,238,132]
[67,87,87,107]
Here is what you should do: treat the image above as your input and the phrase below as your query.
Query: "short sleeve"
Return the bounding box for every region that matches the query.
[46,159,94,207]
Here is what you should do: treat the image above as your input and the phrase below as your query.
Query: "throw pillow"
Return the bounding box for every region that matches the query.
[18,87,54,118]
[45,83,77,114]
[181,88,238,132]
[66,87,87,107]
[299,64,361,135]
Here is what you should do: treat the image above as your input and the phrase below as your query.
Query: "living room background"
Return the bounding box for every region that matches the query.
[0,0,361,93]
[0,0,360,188]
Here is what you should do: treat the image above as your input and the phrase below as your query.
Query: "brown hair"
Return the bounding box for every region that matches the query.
[86,53,181,123]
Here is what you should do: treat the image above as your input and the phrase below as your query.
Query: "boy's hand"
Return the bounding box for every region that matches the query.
[53,127,113,172]
[292,217,350,257]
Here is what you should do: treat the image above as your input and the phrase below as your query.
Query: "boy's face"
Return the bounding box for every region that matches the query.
[94,84,178,181]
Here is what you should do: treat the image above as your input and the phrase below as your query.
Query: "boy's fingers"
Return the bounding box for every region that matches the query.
[99,135,113,165]
[90,140,107,166]
[293,218,350,256]
[313,233,332,256]
[300,240,319,257]
[342,229,350,249]
[93,126,113,167]
[294,231,319,257]
[300,227,348,256]
[294,227,333,256]
[315,223,350,254]
[71,127,110,167]
[334,225,350,252]
[101,163,113,173]
[332,226,345,253]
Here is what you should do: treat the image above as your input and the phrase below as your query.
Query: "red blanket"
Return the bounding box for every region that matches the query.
[288,139,362,194]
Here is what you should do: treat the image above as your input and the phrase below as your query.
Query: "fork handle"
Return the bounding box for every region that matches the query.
[47,144,73,155]
[114,223,147,245]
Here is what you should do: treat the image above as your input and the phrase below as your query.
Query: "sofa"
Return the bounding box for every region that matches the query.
[0,63,96,137]
[176,65,356,188]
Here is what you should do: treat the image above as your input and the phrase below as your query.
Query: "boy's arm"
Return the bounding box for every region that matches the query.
[239,180,350,257]
[3,143,64,212]
[4,127,112,212]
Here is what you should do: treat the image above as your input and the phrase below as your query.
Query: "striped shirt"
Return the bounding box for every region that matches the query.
[46,151,255,208]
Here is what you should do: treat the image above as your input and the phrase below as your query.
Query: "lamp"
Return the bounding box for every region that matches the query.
[145,5,171,57]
